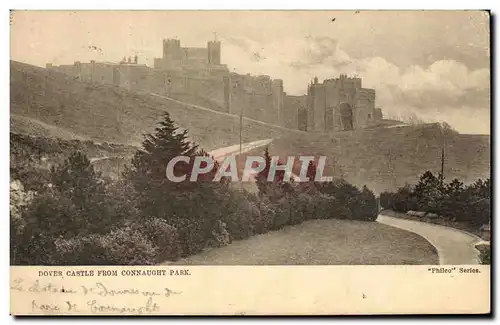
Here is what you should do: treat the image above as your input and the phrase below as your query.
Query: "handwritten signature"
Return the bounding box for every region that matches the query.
[31,296,160,314]
[12,278,182,315]
[11,278,182,298]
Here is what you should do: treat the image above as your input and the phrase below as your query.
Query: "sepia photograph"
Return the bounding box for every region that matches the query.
[10,10,491,267]
[8,9,491,315]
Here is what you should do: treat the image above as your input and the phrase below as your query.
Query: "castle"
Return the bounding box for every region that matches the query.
[151,38,286,125]
[303,75,383,132]
[46,38,382,132]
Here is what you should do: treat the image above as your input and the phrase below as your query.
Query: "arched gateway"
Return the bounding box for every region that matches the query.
[339,102,354,131]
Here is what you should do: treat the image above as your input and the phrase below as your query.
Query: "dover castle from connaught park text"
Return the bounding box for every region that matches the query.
[47,37,383,132]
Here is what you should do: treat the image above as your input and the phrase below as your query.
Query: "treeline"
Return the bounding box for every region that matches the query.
[380,171,490,228]
[11,112,378,265]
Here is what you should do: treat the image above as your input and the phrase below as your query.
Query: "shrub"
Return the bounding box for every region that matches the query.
[253,200,275,234]
[12,232,61,265]
[382,173,490,229]
[55,227,159,265]
[318,180,377,221]
[210,219,232,247]
[224,202,254,241]
[290,193,315,223]
[270,198,290,230]
[242,201,262,235]
[135,217,182,262]
[310,193,338,219]
[414,171,444,213]
[171,217,207,257]
[102,179,141,228]
[358,186,378,221]
[380,192,392,210]
[10,180,34,218]
[381,184,418,213]
[100,227,159,265]
[255,147,287,202]
[13,192,83,265]
[22,192,82,238]
[219,191,258,241]
[478,246,491,265]
[50,151,105,205]
[10,213,40,265]
[333,205,352,220]
[316,194,353,220]
[55,234,110,265]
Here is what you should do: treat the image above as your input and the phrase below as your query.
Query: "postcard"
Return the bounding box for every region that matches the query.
[9,10,491,315]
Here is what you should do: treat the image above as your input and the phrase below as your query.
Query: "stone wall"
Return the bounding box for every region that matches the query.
[46,59,299,131]
[284,95,305,130]
[306,75,381,132]
[354,88,376,128]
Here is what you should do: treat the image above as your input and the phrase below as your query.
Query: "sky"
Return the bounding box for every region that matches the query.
[10,10,491,134]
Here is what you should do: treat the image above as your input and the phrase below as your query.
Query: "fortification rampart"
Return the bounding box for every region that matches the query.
[46,41,381,133]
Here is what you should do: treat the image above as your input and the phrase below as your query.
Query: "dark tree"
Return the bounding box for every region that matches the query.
[124,112,228,256]
[255,147,287,202]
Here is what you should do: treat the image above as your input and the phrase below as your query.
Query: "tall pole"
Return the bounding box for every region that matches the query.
[233,81,241,156]
[388,149,396,190]
[239,87,243,190]
[230,80,243,190]
[441,147,445,187]
[440,125,445,187]
[239,113,242,156]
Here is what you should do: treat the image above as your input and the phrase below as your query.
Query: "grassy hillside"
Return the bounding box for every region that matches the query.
[10,132,137,192]
[267,124,490,193]
[11,60,490,193]
[11,114,89,141]
[10,60,296,151]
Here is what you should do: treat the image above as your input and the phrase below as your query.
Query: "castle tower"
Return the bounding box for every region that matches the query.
[271,79,284,126]
[207,34,221,65]
[163,39,182,64]
[306,83,315,131]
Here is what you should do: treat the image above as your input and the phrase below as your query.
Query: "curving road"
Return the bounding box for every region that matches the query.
[89,139,273,165]
[377,214,481,265]
[90,156,116,163]
[208,139,273,162]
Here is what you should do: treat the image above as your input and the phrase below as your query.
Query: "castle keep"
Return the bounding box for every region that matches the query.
[303,75,382,132]
[46,39,381,132]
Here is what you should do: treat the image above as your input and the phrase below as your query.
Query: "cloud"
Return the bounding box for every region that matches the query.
[291,36,352,68]
[220,36,490,134]
[358,58,489,108]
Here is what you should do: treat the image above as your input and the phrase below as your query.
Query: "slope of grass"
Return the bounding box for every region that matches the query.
[11,114,89,141]
[11,60,490,194]
[167,219,439,265]
[267,123,490,193]
[10,132,136,184]
[10,60,296,151]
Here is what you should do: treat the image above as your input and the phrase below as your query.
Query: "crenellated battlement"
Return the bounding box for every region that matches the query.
[302,75,382,132]
[45,38,380,132]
